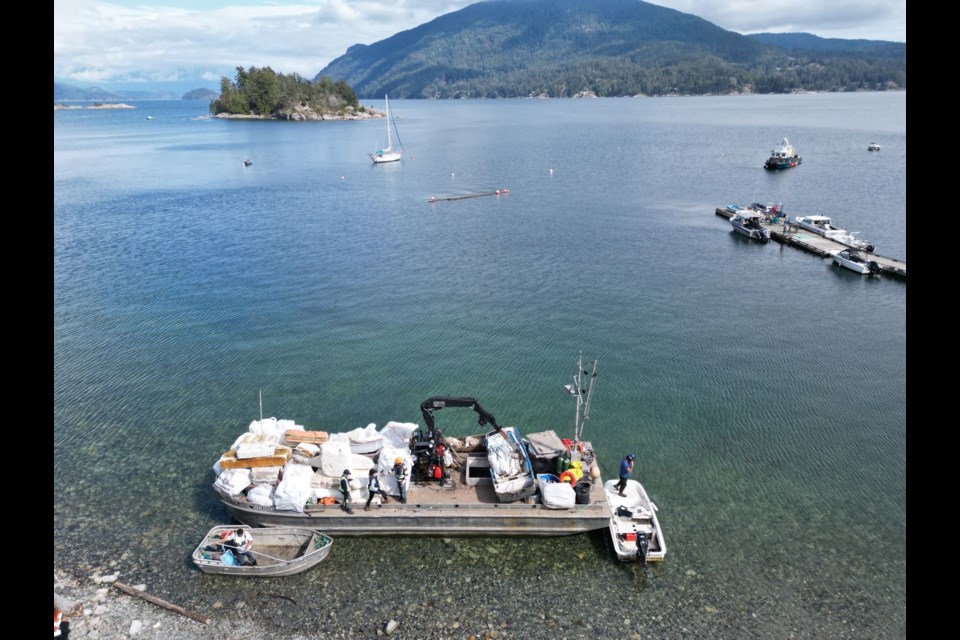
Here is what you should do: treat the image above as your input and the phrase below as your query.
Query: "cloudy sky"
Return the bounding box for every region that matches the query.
[53,0,906,88]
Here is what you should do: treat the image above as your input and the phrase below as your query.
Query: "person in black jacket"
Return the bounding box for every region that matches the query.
[364,468,390,511]
[339,469,355,514]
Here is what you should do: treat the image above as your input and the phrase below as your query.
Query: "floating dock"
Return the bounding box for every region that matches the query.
[716,207,906,278]
[429,189,509,203]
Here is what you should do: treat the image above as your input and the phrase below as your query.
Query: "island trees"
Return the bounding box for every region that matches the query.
[210,66,366,117]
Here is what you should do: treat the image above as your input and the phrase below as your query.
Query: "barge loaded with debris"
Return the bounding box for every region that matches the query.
[212,356,614,537]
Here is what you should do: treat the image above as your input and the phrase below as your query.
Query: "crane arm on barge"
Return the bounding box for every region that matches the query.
[419,396,521,455]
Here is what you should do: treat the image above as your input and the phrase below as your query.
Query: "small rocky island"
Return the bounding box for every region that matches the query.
[210,67,381,121]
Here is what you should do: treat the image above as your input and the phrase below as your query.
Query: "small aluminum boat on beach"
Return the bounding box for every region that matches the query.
[192,525,333,576]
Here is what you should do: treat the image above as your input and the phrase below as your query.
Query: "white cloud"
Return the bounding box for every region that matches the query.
[54,1,478,84]
[659,1,906,42]
[53,0,906,87]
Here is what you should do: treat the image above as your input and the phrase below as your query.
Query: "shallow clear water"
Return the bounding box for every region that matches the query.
[55,92,905,638]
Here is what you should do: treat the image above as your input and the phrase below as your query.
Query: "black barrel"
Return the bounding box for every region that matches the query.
[574,480,592,505]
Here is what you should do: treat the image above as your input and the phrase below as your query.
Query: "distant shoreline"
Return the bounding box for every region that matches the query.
[54,103,135,110]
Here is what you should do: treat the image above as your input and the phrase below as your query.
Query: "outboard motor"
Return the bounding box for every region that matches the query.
[636,531,649,565]
[868,261,882,276]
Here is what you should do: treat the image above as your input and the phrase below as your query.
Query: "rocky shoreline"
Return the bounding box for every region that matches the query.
[54,559,522,640]
[213,104,383,121]
[54,567,280,640]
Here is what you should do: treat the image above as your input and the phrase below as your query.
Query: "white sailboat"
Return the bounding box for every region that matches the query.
[370,95,402,164]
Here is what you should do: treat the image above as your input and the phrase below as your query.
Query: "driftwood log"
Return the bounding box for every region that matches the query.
[113,581,210,625]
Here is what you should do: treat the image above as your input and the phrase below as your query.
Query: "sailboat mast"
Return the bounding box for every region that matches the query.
[385,95,392,149]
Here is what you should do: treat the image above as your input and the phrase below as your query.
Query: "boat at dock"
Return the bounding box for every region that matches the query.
[192,525,333,576]
[764,138,802,170]
[604,479,666,563]
[211,355,618,538]
[830,248,882,275]
[788,215,876,252]
[729,210,771,241]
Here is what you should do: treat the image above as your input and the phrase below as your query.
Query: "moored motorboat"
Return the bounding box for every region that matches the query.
[831,248,882,275]
[192,525,333,576]
[764,138,802,170]
[604,479,666,563]
[868,142,881,151]
[788,215,876,252]
[370,95,402,163]
[730,210,771,241]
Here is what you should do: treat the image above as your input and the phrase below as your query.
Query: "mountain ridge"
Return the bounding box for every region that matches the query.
[316,0,905,98]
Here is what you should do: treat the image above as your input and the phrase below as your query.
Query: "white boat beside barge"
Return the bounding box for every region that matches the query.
[604,479,666,562]
[213,356,628,539]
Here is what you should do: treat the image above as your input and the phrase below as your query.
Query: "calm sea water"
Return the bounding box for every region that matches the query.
[54,92,906,638]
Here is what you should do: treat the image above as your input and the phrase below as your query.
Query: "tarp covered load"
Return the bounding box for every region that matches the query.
[525,430,567,458]
[537,473,575,509]
[247,484,275,507]
[378,444,413,498]
[231,431,280,451]
[525,429,569,474]
[328,423,384,454]
[380,421,419,448]
[487,426,535,502]
[213,469,251,496]
[313,440,353,477]
[274,462,315,512]
[250,466,282,485]
[247,418,303,441]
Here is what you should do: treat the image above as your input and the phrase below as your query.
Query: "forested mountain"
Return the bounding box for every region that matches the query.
[316,0,905,98]
[746,32,906,57]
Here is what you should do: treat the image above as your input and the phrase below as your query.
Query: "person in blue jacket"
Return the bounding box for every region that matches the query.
[614,454,635,496]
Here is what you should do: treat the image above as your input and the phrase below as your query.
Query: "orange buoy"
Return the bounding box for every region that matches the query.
[559,470,578,486]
